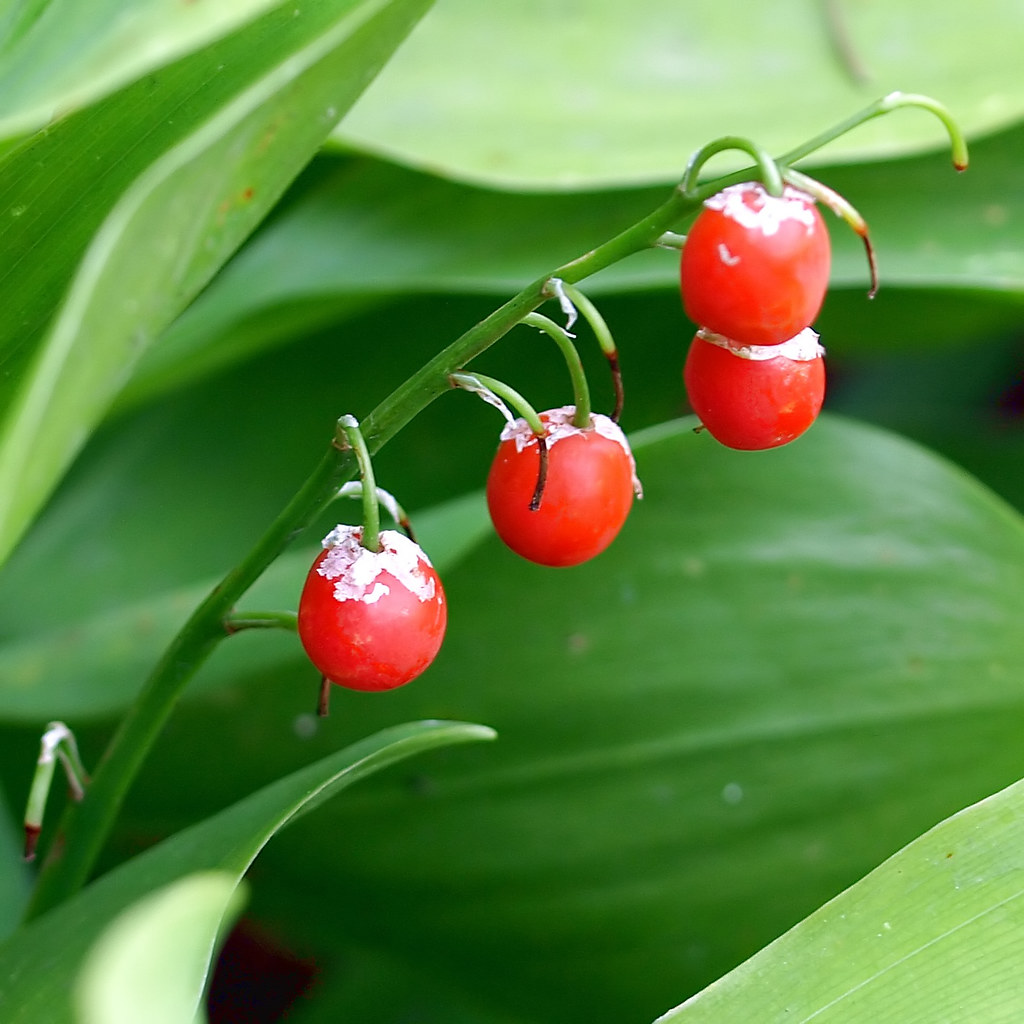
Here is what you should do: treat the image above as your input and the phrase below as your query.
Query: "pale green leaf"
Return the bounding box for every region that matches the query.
[336,0,1022,188]
[655,774,1024,1022]
[74,872,244,1024]
[0,0,281,140]
[0,0,433,568]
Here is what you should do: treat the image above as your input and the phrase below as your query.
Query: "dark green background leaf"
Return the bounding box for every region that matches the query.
[75,416,1024,1023]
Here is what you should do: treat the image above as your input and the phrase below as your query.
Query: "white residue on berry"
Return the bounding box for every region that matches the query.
[698,327,824,362]
[317,525,437,604]
[704,182,817,236]
[716,243,741,266]
[499,405,644,498]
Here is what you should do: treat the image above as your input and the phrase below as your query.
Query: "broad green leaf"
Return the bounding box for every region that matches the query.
[74,872,244,1024]
[335,0,1024,188]
[106,416,1024,1022]
[0,720,495,1024]
[122,121,1022,409]
[0,0,281,140]
[655,774,1024,1022]
[0,0,433,568]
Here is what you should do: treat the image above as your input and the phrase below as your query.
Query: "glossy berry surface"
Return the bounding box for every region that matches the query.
[297,525,446,691]
[684,329,826,451]
[680,183,831,347]
[486,406,640,568]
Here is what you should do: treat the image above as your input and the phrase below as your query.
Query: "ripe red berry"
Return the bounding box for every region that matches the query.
[683,328,826,451]
[486,406,640,567]
[680,182,831,347]
[297,525,447,691]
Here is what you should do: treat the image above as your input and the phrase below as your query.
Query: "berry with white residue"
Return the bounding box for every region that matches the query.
[297,525,447,691]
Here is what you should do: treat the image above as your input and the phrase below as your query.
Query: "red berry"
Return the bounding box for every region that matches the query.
[683,328,826,451]
[486,406,640,568]
[680,183,830,347]
[297,525,446,691]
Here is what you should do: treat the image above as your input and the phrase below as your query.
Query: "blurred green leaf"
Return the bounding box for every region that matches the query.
[0,0,433,568]
[335,0,1023,188]
[74,872,244,1024]
[0,720,495,1024]
[656,773,1024,1022]
[0,0,281,140]
[125,121,1023,409]
[108,416,1024,1022]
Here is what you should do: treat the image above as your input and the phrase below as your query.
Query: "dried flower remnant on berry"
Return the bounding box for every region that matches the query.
[317,525,438,605]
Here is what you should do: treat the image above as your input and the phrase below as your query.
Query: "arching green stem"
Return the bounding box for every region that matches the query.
[449,371,545,436]
[23,723,88,862]
[336,415,381,553]
[336,481,413,539]
[780,91,969,171]
[521,312,592,428]
[449,372,549,510]
[546,282,624,422]
[680,135,784,197]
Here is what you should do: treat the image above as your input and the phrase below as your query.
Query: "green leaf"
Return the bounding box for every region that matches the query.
[0,0,433,568]
[74,872,244,1024]
[104,416,1024,1021]
[655,774,1024,1022]
[0,0,282,140]
[335,0,1023,188]
[0,720,495,1024]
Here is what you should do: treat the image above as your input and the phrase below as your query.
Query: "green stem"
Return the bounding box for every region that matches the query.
[778,91,968,171]
[551,283,623,422]
[223,610,299,634]
[27,193,691,919]
[449,371,546,436]
[25,443,356,918]
[521,313,592,428]
[336,481,411,536]
[680,135,783,197]
[336,415,380,552]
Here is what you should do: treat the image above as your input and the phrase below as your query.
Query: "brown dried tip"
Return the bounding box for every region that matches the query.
[529,434,550,512]
[861,232,880,300]
[317,675,331,718]
[24,823,41,862]
[607,351,625,423]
